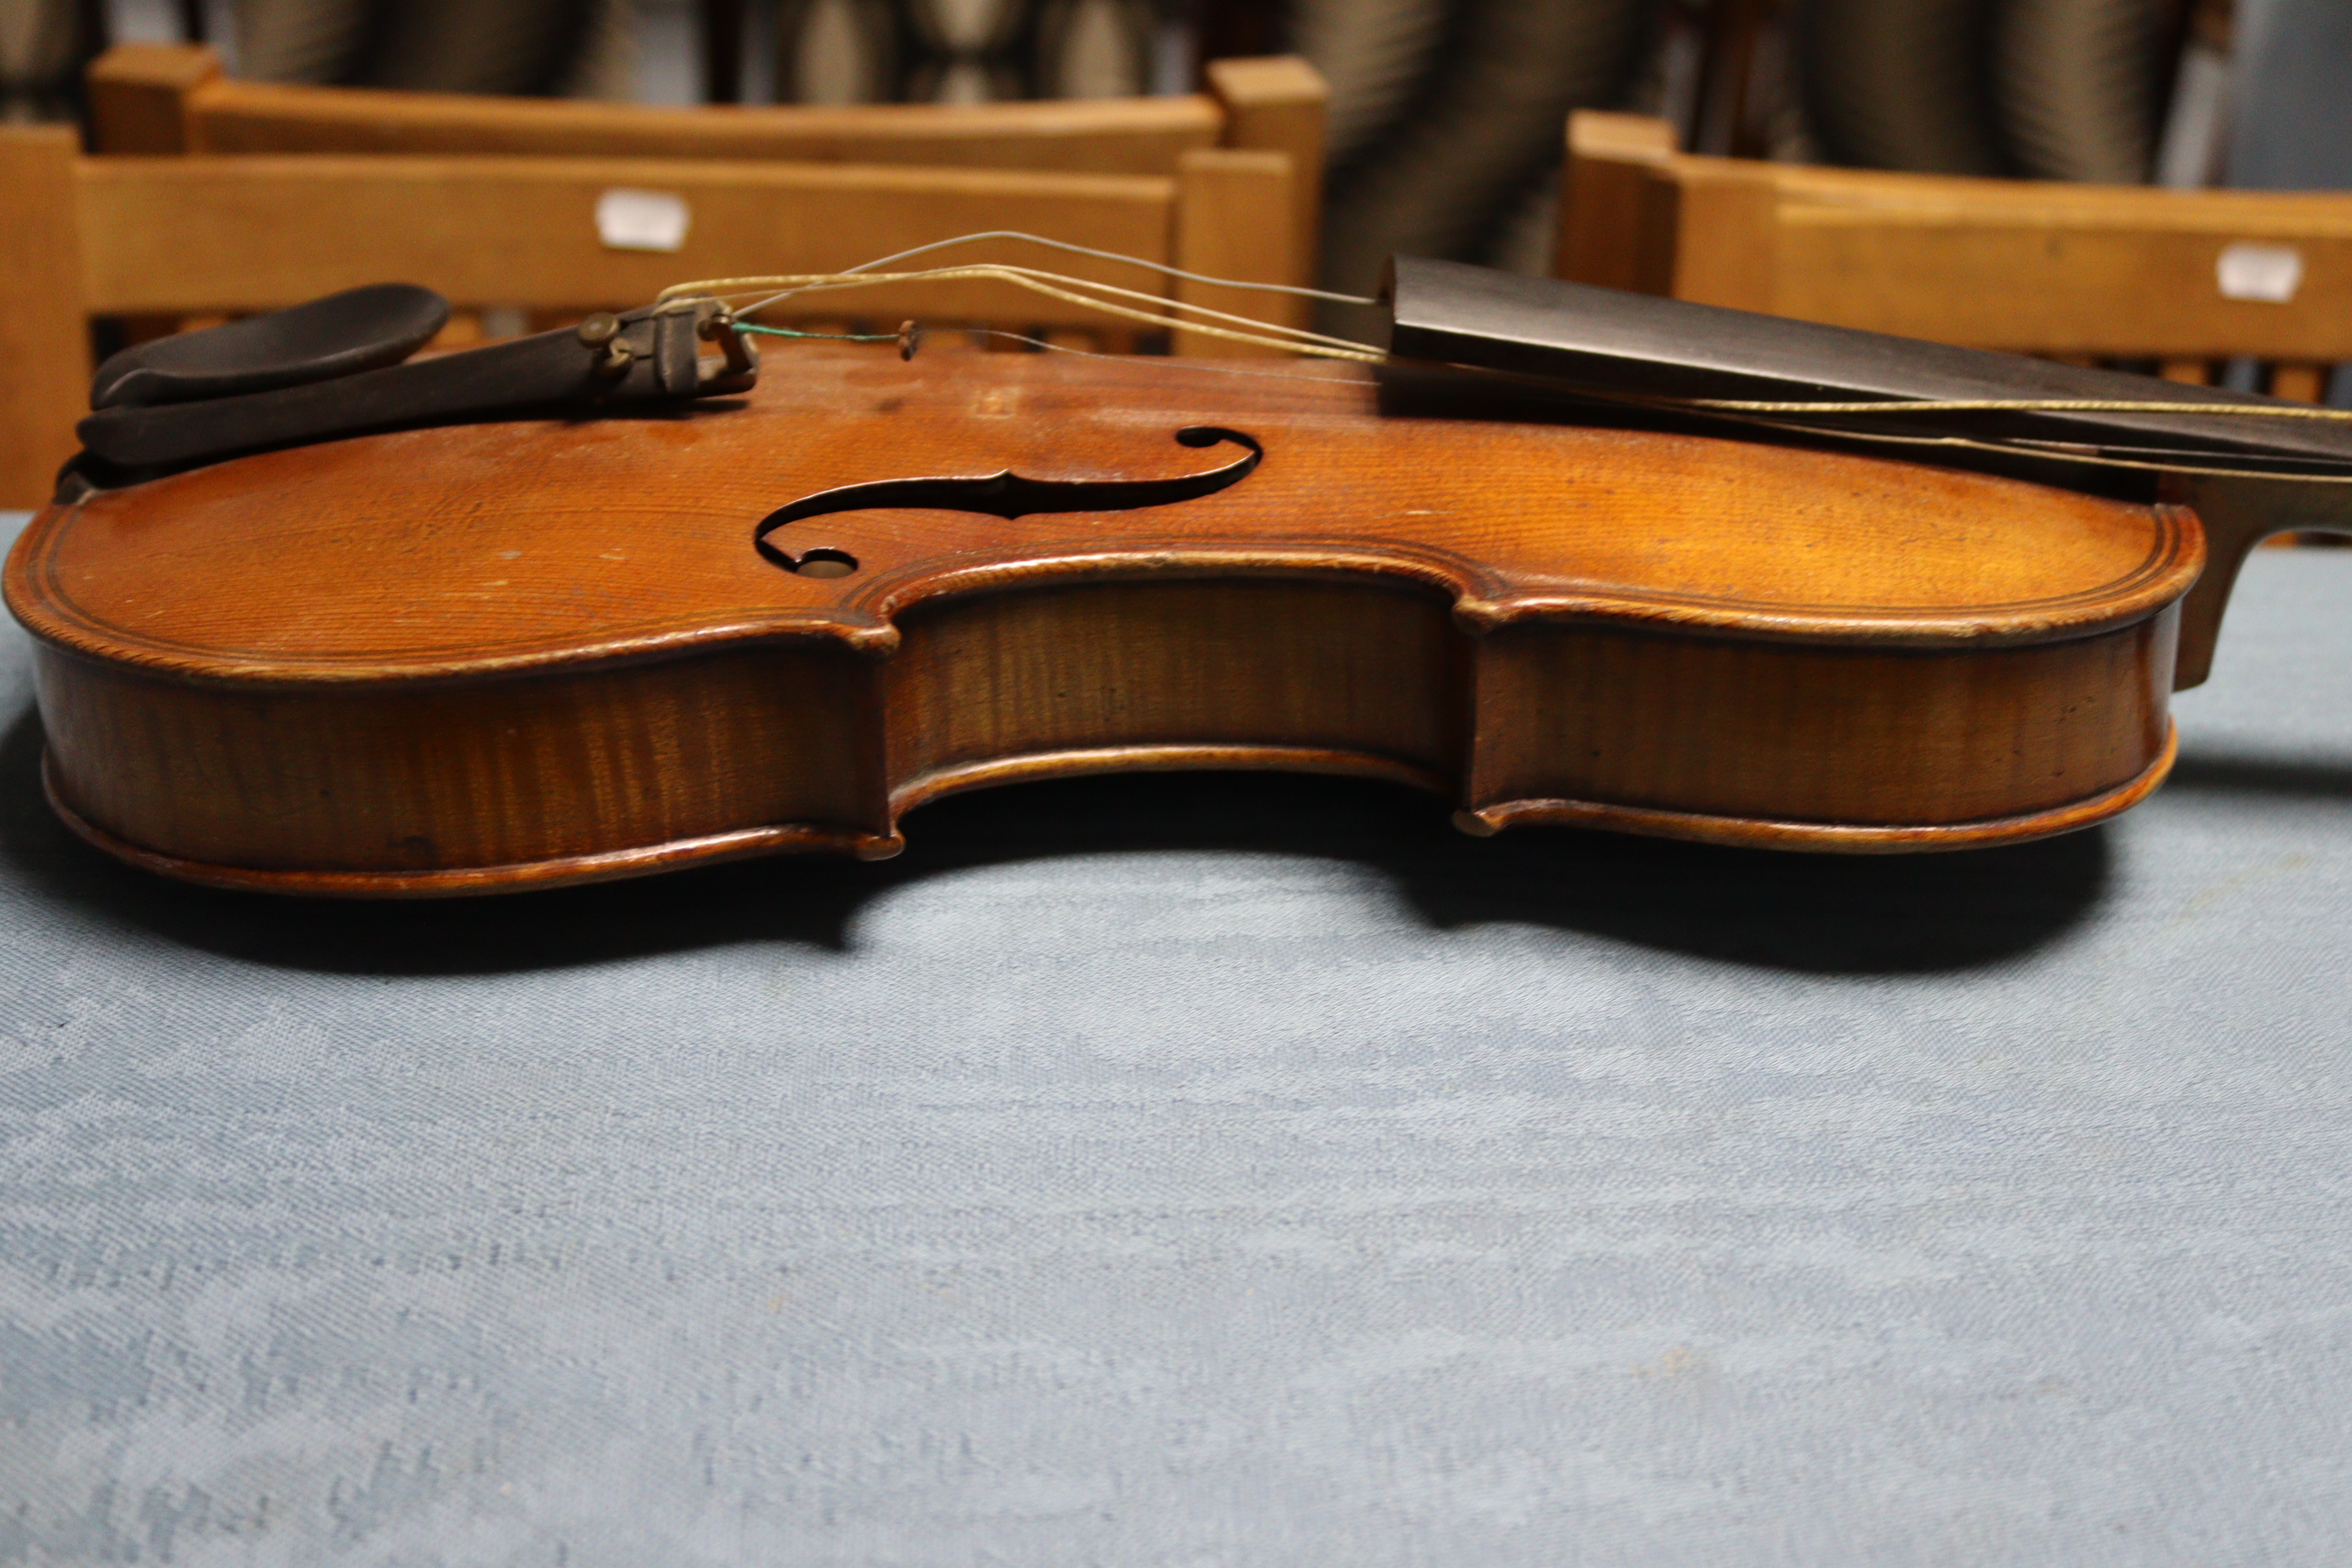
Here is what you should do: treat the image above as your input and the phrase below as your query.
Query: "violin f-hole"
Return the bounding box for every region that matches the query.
[753,426,1263,574]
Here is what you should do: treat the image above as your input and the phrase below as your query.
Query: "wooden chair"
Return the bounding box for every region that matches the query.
[84,43,1325,291]
[0,126,1300,507]
[1558,110,2352,399]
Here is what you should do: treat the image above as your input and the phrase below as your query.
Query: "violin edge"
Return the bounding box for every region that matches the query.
[6,503,2207,686]
[40,724,2177,899]
[1455,721,2177,855]
[40,755,899,899]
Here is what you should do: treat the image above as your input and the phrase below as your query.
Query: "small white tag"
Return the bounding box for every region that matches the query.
[2216,242,2303,303]
[596,188,691,253]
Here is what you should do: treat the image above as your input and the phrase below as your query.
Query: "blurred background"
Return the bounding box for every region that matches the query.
[6,0,2346,300]
[4,0,2347,486]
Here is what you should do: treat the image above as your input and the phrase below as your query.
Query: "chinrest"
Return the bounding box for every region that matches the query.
[66,290,759,490]
[90,283,451,409]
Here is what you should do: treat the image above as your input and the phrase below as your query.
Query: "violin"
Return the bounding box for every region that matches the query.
[9,258,2350,897]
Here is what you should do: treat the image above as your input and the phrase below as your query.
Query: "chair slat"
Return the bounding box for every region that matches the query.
[89,43,1224,175]
[74,156,1178,321]
[1562,112,2352,360]
[2271,363,2328,402]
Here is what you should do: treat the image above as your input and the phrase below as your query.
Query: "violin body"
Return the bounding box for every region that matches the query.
[7,351,2199,896]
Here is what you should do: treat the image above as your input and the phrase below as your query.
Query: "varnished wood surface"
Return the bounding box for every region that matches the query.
[0,130,90,512]
[85,47,1329,217]
[1172,150,1303,346]
[1562,111,2352,360]
[89,42,1225,174]
[1,120,1309,503]
[1200,56,1327,289]
[1551,112,2352,590]
[19,357,2191,671]
[74,156,1178,320]
[6,352,2203,894]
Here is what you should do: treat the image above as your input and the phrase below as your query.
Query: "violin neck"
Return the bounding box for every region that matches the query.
[1383,258,2352,695]
[2166,473,2352,689]
[1385,258,2352,479]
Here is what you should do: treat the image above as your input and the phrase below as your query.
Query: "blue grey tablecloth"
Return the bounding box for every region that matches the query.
[4,511,2350,1566]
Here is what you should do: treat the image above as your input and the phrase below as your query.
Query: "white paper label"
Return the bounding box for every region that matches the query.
[596,188,691,253]
[2216,242,2303,303]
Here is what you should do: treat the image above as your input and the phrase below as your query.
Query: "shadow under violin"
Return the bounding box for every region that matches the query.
[1,700,2124,980]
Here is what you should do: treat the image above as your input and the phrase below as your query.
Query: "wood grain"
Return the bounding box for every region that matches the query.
[1204,56,1328,289]
[20,362,2185,673]
[1650,160,1778,315]
[74,155,1178,319]
[1171,149,1301,351]
[1465,608,2175,834]
[37,640,882,877]
[886,578,1461,805]
[85,41,219,155]
[89,43,1224,174]
[1564,111,2352,358]
[6,134,1325,499]
[6,352,2205,895]
[0,130,92,511]
[2271,364,2327,402]
[1558,111,1676,296]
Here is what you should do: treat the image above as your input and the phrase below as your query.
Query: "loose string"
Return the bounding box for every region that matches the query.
[662,263,1382,361]
[665,234,2352,483]
[1674,410,2352,485]
[735,324,900,345]
[711,228,1378,318]
[1491,379,2352,486]
[1679,395,2352,424]
[733,319,1385,390]
[958,326,1380,386]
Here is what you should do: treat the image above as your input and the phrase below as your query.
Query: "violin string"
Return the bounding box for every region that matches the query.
[741,318,1386,388]
[1668,406,2352,484]
[1679,396,2352,424]
[664,264,1381,360]
[1997,439,2352,471]
[734,324,903,344]
[716,274,2352,428]
[1392,356,2352,450]
[723,323,2352,481]
[733,317,1378,386]
[685,270,1368,358]
[958,327,1381,385]
[658,235,2352,475]
[1353,359,2352,484]
[1415,364,2352,429]
[660,232,1381,354]
[715,230,1378,313]
[716,270,1365,349]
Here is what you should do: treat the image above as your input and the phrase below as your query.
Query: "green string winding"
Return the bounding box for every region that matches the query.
[733,323,901,344]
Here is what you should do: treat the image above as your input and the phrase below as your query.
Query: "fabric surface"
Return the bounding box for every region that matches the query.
[3,508,2350,1566]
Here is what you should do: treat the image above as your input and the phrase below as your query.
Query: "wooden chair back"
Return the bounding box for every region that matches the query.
[86,44,1326,289]
[1558,111,2352,399]
[0,127,1300,507]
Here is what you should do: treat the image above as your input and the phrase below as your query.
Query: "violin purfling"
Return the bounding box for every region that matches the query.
[8,265,2349,895]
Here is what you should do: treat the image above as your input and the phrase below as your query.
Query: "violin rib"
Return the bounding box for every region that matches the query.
[6,353,2200,896]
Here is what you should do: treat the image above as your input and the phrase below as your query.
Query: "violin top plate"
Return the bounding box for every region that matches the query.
[8,351,2196,686]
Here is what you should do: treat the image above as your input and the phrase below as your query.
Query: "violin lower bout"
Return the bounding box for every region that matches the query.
[33,571,2180,896]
